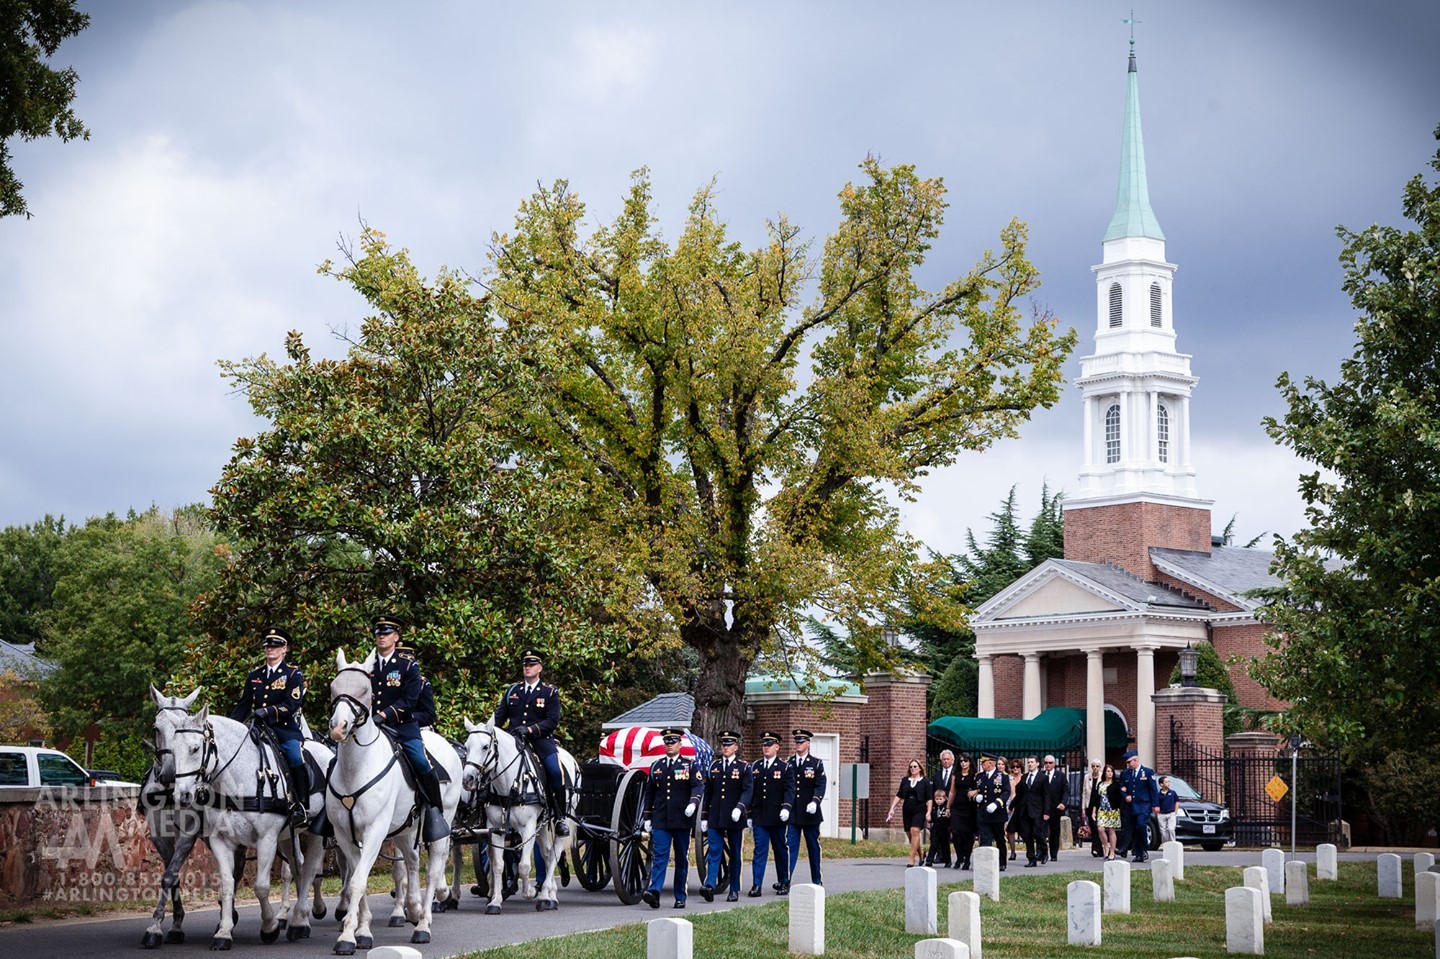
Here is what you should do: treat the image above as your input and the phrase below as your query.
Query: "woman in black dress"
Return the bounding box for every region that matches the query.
[885,759,933,866]
[949,753,979,869]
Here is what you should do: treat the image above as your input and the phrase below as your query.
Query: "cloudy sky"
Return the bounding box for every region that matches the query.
[3,1,1437,557]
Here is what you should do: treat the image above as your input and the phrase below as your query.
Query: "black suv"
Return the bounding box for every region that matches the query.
[1147,774,1234,851]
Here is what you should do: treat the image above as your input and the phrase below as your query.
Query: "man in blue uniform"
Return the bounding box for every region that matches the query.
[395,644,436,729]
[230,626,309,827]
[786,728,826,886]
[368,614,448,841]
[700,729,752,902]
[641,728,703,909]
[1120,749,1159,862]
[492,648,568,835]
[747,730,793,897]
[973,752,1010,871]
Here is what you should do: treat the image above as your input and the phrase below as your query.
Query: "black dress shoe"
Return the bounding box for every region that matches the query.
[999,862,1007,872]
[962,861,971,870]
[1040,855,1048,865]
[748,885,762,898]
[777,882,790,896]
[642,890,659,909]
[725,891,738,902]
[772,881,782,891]
[701,885,714,903]
[673,899,685,909]
[1024,861,1038,868]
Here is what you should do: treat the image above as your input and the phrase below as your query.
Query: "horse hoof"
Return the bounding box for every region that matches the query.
[442,897,458,911]
[140,931,163,949]
[332,943,355,957]
[209,939,232,951]
[277,918,287,931]
[260,925,281,944]
[335,908,347,924]
[313,902,327,920]
[165,930,185,944]
[387,916,405,928]
[484,905,501,916]
[355,935,373,949]
[410,932,430,945]
[286,924,310,942]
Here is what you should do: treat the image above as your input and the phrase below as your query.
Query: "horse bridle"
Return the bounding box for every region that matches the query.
[153,706,252,806]
[462,726,524,798]
[329,666,374,731]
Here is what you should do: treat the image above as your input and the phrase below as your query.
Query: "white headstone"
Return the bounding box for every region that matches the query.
[1243,866,1273,924]
[1161,840,1185,880]
[1226,886,1265,956]
[1316,843,1338,881]
[1151,857,1174,902]
[1067,879,1102,947]
[1418,871,1440,930]
[1380,853,1405,899]
[947,891,982,959]
[789,883,825,955]
[1419,853,1437,881]
[1285,860,1309,907]
[647,918,693,959]
[1262,847,1286,894]
[906,866,938,935]
[914,939,971,959]
[1434,918,1439,959]
[1103,858,1131,914]
[370,949,422,959]
[973,846,1001,902]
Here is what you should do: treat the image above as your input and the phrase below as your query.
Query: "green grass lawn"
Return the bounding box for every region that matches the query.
[456,863,1425,959]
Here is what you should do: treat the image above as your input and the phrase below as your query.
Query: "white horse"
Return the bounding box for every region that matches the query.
[326,650,462,955]
[151,688,329,950]
[460,717,578,914]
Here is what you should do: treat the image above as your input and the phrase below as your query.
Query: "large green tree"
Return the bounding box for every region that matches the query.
[1254,125,1440,760]
[198,233,636,742]
[0,0,89,218]
[485,159,1076,741]
[0,514,68,648]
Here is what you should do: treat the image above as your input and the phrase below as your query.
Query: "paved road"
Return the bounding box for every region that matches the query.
[0,849,1382,958]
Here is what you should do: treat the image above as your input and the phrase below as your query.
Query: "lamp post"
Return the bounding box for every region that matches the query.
[1178,643,1199,688]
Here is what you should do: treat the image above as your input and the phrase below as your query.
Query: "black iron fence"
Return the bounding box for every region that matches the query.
[1169,720,1344,847]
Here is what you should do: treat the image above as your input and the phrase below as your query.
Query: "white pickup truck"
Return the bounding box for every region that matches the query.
[0,745,139,788]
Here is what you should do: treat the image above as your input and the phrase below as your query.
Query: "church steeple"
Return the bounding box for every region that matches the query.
[1104,45,1165,242]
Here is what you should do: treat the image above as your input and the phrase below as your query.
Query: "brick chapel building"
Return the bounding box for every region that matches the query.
[968,43,1284,772]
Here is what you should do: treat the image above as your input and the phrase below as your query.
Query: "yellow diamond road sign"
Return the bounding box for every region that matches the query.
[1266,775,1289,803]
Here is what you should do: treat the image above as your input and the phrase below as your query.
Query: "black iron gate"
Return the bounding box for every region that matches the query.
[1169,718,1344,847]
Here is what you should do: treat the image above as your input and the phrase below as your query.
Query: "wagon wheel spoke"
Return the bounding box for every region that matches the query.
[608,769,651,905]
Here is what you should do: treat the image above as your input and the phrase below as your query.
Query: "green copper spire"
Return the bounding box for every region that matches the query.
[1104,43,1165,242]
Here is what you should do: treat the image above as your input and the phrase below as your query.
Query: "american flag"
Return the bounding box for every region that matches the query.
[598,726,714,771]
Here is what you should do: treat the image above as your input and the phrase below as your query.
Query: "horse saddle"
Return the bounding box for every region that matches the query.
[376,726,452,787]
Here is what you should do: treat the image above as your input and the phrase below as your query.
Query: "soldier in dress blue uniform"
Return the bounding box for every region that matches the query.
[492,648,569,835]
[394,645,436,729]
[230,626,309,827]
[368,614,449,841]
[700,729,752,902]
[747,730,794,897]
[1119,750,1159,862]
[641,728,703,909]
[786,728,826,886]
[973,752,1011,871]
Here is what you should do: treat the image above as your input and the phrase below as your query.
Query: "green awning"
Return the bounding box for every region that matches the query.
[928,707,1130,755]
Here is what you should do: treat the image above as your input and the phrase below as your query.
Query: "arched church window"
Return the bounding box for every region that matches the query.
[1157,403,1170,463]
[1105,404,1121,464]
[1108,282,1123,327]
[1150,282,1162,327]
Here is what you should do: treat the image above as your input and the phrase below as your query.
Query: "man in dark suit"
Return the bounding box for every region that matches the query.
[700,730,752,902]
[368,614,448,841]
[1018,756,1048,866]
[641,728,703,909]
[786,728,826,886]
[748,731,793,897]
[1042,754,1069,862]
[924,749,956,867]
[492,648,568,835]
[230,626,308,827]
[973,753,1010,871]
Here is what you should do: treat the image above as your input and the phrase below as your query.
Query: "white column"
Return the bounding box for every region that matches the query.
[1022,653,1042,719]
[1085,648,1105,766]
[1082,396,1095,469]
[1135,645,1157,766]
[977,655,995,719]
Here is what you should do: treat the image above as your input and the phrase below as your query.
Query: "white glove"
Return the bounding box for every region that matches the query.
[700,819,708,833]
[746,819,753,829]
[985,802,998,814]
[731,808,742,822]
[780,808,790,822]
[644,819,652,833]
[806,801,817,815]
[684,802,697,818]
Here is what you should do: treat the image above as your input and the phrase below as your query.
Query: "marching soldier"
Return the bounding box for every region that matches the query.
[367,614,449,841]
[748,730,794,896]
[700,730,753,902]
[786,728,826,886]
[492,648,569,835]
[973,752,1011,871]
[641,728,703,909]
[230,626,309,827]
